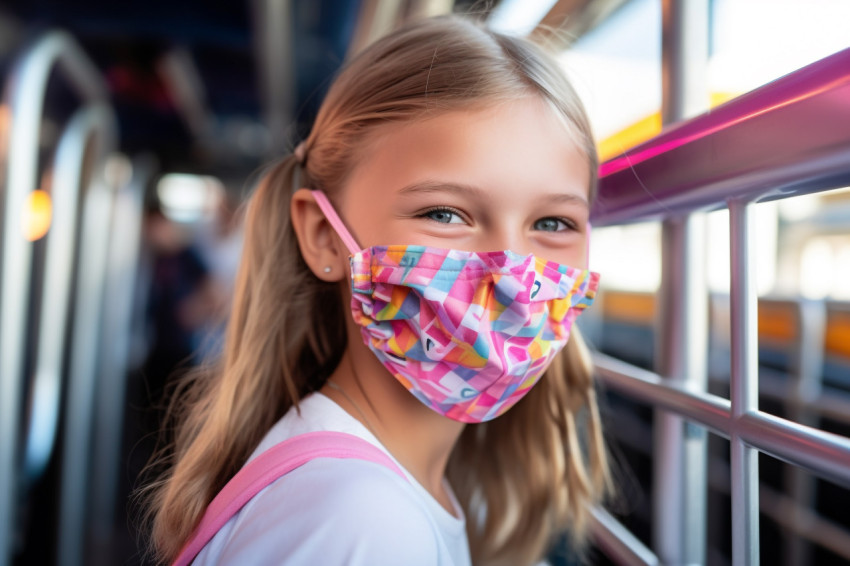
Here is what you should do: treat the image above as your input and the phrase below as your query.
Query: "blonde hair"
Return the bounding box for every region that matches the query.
[143,15,609,565]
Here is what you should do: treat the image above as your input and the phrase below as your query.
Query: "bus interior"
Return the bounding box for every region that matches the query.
[1,1,849,565]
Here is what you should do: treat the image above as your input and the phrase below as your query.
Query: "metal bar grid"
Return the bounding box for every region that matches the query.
[589,7,850,558]
[594,352,850,488]
[56,108,117,566]
[590,506,660,566]
[88,155,151,560]
[593,47,850,227]
[595,357,850,562]
[0,31,110,566]
[653,1,710,562]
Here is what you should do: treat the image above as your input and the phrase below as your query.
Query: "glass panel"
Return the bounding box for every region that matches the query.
[710,0,850,99]
[703,190,850,413]
[582,222,661,369]
[559,0,662,159]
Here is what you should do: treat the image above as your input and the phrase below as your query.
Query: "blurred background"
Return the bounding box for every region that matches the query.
[1,0,849,565]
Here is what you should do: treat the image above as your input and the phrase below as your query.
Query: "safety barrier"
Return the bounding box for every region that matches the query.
[0,32,143,566]
[588,45,850,565]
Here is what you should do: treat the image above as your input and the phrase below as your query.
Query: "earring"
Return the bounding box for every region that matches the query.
[323,266,332,273]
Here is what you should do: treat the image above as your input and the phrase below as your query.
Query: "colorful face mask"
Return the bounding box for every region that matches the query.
[311,190,600,423]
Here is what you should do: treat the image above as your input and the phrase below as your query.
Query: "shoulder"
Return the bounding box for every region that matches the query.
[198,457,441,565]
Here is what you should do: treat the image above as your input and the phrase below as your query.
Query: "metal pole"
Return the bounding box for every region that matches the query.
[252,0,295,155]
[43,106,117,566]
[89,155,150,563]
[591,506,661,566]
[785,300,825,566]
[729,199,760,566]
[22,104,115,482]
[0,32,108,566]
[58,175,116,566]
[654,1,709,564]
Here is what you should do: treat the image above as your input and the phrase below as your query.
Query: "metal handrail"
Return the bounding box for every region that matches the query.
[591,44,850,566]
[594,352,733,435]
[592,47,850,226]
[89,155,150,555]
[0,31,111,566]
[58,170,116,566]
[599,386,850,562]
[590,506,660,566]
[593,351,850,489]
[24,104,116,482]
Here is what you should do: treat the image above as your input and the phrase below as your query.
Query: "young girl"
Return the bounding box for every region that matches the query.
[145,15,610,566]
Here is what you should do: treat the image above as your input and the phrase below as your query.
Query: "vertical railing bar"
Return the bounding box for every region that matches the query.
[785,299,826,566]
[47,107,116,566]
[22,104,114,481]
[654,1,710,564]
[0,31,108,566]
[57,175,115,566]
[89,155,151,561]
[728,199,760,566]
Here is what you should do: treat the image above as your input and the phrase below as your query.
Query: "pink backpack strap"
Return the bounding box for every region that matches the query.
[172,431,407,566]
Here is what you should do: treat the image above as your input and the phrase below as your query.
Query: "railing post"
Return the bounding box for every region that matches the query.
[89,155,150,565]
[654,216,709,565]
[785,299,826,566]
[0,32,108,566]
[728,199,760,566]
[654,1,709,564]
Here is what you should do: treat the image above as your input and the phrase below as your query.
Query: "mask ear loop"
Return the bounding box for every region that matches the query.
[586,221,592,269]
[311,190,362,255]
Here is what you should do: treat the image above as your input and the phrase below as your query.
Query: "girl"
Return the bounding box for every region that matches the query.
[145,15,610,566]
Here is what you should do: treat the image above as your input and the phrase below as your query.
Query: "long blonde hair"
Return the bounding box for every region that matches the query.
[144,15,609,565]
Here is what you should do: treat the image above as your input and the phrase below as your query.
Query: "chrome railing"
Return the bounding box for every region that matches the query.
[56,128,117,566]
[588,42,850,566]
[88,154,151,561]
[0,31,118,566]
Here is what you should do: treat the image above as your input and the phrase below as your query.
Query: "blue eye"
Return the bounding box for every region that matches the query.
[422,207,465,224]
[533,217,573,232]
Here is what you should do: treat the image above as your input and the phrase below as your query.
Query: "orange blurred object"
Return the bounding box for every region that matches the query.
[22,189,53,242]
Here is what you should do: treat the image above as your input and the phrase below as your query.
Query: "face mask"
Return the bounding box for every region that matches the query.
[311,190,600,423]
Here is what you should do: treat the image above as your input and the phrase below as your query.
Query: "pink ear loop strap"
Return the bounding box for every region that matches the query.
[311,190,362,255]
[586,221,592,268]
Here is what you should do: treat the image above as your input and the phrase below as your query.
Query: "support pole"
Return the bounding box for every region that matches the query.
[653,1,709,564]
[729,200,760,566]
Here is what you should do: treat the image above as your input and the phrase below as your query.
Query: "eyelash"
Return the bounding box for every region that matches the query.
[418,206,467,223]
[418,207,578,232]
[540,217,579,232]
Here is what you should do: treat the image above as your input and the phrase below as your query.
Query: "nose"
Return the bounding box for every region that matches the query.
[481,225,531,256]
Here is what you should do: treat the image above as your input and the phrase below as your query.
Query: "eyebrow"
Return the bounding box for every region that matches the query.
[398,180,487,198]
[398,180,589,208]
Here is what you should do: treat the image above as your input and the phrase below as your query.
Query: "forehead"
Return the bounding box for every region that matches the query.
[338,96,591,208]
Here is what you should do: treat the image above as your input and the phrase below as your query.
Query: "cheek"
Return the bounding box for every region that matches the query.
[562,247,589,270]
[533,233,589,268]
[335,192,398,249]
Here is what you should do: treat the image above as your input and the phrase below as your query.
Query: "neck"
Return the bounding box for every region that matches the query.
[321,346,465,509]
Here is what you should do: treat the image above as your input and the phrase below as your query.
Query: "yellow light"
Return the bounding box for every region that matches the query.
[598,113,662,163]
[597,92,742,163]
[22,190,53,242]
[0,104,9,158]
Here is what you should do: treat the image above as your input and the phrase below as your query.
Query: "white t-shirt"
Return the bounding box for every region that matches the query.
[193,393,472,565]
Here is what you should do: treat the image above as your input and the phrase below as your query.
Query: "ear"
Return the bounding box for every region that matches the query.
[290,188,347,282]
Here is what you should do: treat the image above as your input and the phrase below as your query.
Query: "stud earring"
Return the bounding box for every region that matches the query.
[323,266,332,273]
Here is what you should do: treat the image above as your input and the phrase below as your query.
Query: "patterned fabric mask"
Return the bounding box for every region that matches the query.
[312,190,600,423]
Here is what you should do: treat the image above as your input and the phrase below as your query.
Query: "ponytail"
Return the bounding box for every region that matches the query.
[143,155,346,562]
